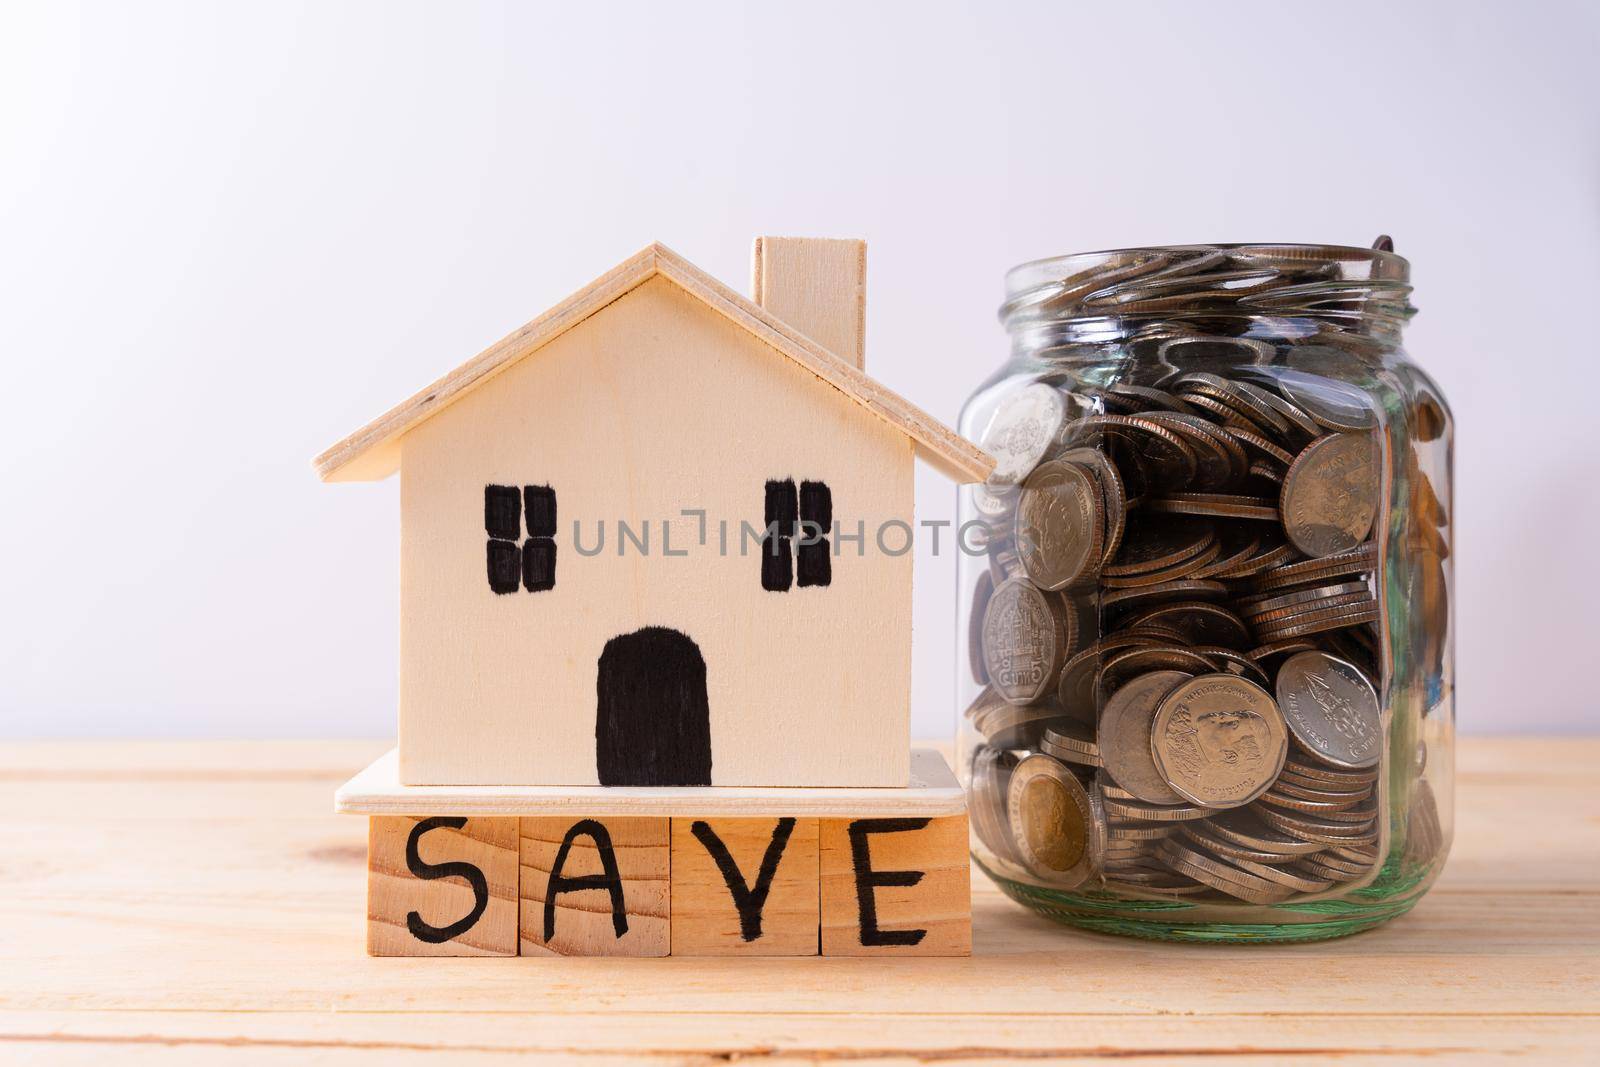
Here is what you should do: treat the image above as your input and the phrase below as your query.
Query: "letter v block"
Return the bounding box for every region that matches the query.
[819,815,971,956]
[518,817,670,956]
[670,817,820,955]
[367,816,519,956]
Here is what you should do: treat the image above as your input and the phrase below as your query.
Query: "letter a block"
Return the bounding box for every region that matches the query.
[670,817,820,956]
[819,815,971,956]
[367,815,520,956]
[518,817,670,956]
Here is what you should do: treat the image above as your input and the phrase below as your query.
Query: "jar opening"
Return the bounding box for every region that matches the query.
[999,243,1415,347]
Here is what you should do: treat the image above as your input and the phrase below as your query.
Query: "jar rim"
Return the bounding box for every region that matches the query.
[1004,243,1409,299]
[999,242,1414,336]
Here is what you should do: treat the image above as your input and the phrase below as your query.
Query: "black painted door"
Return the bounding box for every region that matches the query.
[594,626,712,786]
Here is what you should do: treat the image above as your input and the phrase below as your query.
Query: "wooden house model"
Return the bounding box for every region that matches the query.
[322,238,994,958]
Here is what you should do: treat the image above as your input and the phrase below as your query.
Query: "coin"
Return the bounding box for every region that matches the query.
[1275,651,1382,768]
[1173,373,1292,439]
[1301,850,1375,877]
[969,745,1019,863]
[981,383,1067,484]
[1281,434,1380,557]
[1238,581,1371,616]
[1098,670,1192,805]
[1098,646,1215,694]
[1255,804,1377,843]
[1218,539,1301,580]
[1188,646,1269,686]
[1121,601,1252,649]
[1154,838,1292,904]
[1147,493,1280,521]
[966,690,1063,750]
[1257,790,1371,817]
[1104,384,1193,415]
[1271,364,1378,431]
[1256,604,1379,640]
[1204,809,1325,857]
[1041,720,1103,767]
[1102,539,1223,588]
[1007,753,1099,886]
[982,577,1071,705]
[1247,591,1374,626]
[1101,579,1229,611]
[1404,778,1444,865]
[1192,525,1263,579]
[1251,542,1376,590]
[1015,460,1104,591]
[1156,334,1275,368]
[1221,852,1333,893]
[1272,777,1373,804]
[1135,411,1245,490]
[1105,517,1216,576]
[1105,820,1177,842]
[1058,446,1129,565]
[1280,759,1378,788]
[1151,674,1288,809]
[1102,796,1213,822]
[1076,414,1199,487]
[968,568,994,686]
[972,480,1019,520]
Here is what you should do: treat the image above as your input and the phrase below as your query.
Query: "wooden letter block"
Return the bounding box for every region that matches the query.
[670,817,820,956]
[367,815,519,956]
[819,815,971,957]
[518,817,669,956]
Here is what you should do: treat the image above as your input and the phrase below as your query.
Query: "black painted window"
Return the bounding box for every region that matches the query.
[761,478,831,591]
[485,484,557,594]
[797,480,832,588]
[761,480,796,592]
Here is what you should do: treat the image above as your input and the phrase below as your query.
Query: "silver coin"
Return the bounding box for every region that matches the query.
[1275,651,1382,769]
[1269,366,1376,432]
[982,577,1071,705]
[1097,670,1191,805]
[981,383,1067,484]
[1151,673,1288,809]
[1015,460,1104,591]
[1041,719,1102,767]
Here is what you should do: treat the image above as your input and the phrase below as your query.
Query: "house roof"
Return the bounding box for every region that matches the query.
[313,242,995,484]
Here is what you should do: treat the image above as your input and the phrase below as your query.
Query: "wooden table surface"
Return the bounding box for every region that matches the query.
[1,738,1595,1064]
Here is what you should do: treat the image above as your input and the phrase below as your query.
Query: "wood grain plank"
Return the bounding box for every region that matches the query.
[752,236,866,370]
[311,242,994,485]
[0,1010,1590,1064]
[0,738,1594,1065]
[337,748,964,817]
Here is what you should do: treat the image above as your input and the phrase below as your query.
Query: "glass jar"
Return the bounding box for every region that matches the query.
[957,242,1452,942]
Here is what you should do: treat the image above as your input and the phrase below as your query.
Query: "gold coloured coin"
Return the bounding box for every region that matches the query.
[1006,753,1099,886]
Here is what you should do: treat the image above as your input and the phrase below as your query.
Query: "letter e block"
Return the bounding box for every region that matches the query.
[670,817,820,956]
[518,817,669,956]
[367,815,519,956]
[819,815,971,956]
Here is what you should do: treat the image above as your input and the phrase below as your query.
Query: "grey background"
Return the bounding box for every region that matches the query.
[3,1,1595,738]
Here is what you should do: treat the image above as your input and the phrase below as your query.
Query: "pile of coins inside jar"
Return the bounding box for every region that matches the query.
[965,347,1403,905]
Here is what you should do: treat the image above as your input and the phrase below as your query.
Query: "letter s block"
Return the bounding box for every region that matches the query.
[518,817,670,956]
[819,815,971,956]
[367,816,519,956]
